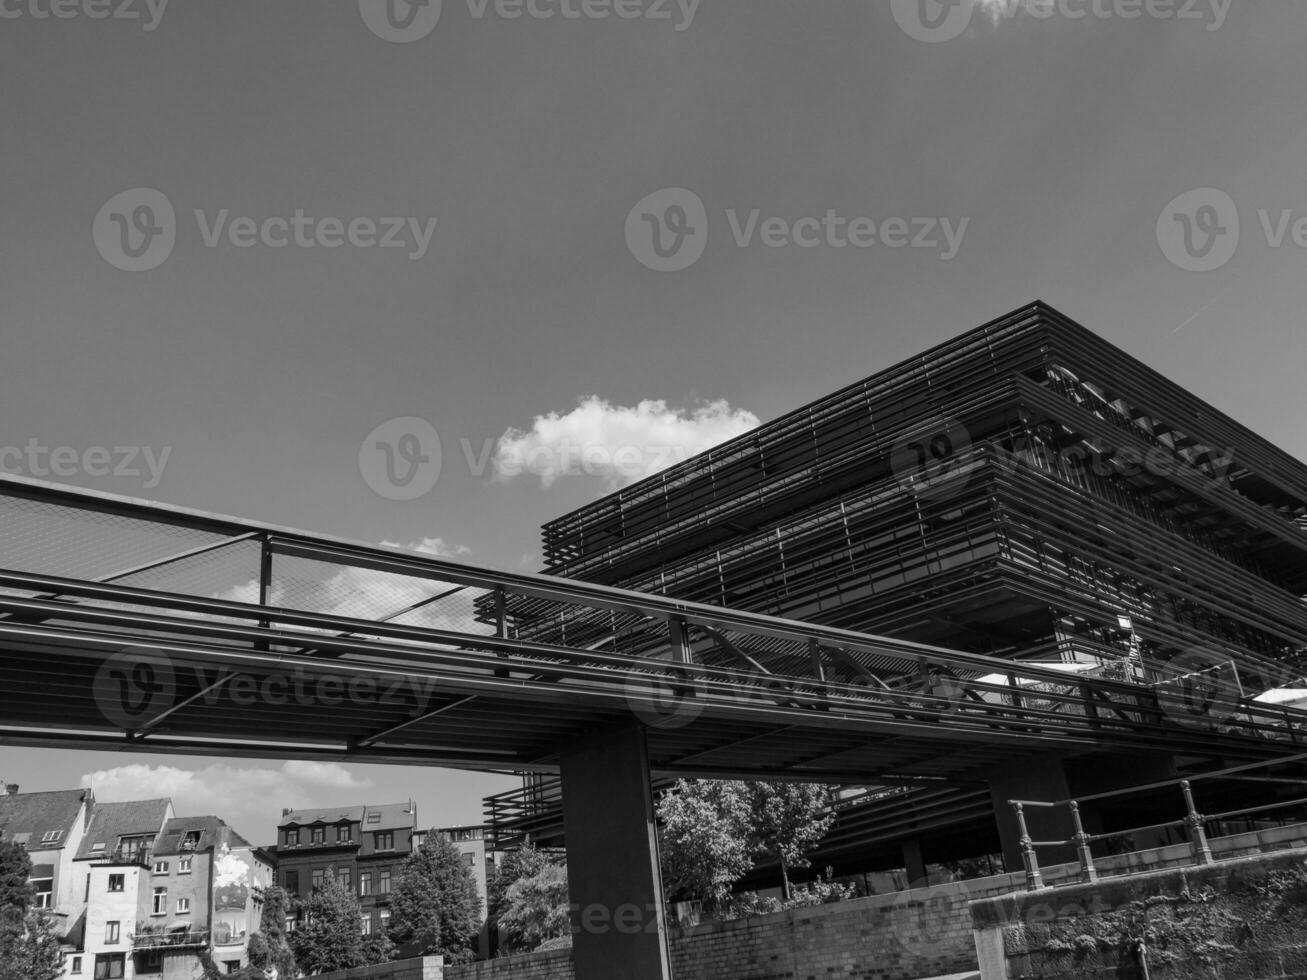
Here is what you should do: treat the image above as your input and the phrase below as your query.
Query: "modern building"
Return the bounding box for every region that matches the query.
[274,801,418,938]
[486,301,1307,878]
[0,783,96,957]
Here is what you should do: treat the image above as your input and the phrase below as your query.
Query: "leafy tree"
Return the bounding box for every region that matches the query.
[246,884,298,978]
[746,782,835,900]
[656,780,754,914]
[289,877,365,974]
[361,932,398,966]
[487,844,549,924]
[0,839,62,980]
[497,861,570,954]
[387,832,482,964]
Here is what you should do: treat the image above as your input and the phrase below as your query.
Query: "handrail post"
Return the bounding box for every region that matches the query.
[1068,800,1098,883]
[1181,780,1214,865]
[1011,801,1043,890]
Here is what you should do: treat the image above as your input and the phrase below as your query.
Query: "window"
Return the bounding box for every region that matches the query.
[337,825,352,843]
[152,860,169,874]
[284,915,297,933]
[40,829,63,843]
[285,829,299,847]
[90,842,106,853]
[152,888,168,915]
[224,963,240,975]
[284,870,299,893]
[93,953,125,979]
[181,831,201,851]
[337,868,352,891]
[136,950,162,975]
[379,910,390,931]
[311,869,325,891]
[104,921,120,944]
[359,872,372,896]
[32,878,52,908]
[310,827,325,844]
[379,870,391,894]
[465,853,476,867]
[107,873,124,892]
[178,858,192,874]
[374,831,394,850]
[366,813,381,824]
[360,916,372,936]
[70,955,82,974]
[177,897,191,914]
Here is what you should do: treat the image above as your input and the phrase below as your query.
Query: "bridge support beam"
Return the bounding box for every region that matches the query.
[560,724,672,980]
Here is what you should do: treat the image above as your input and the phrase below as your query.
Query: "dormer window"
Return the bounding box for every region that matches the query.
[285,829,299,847]
[181,831,201,851]
[41,830,63,843]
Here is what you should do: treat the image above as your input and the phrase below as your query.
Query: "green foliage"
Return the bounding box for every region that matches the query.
[487,844,549,924]
[0,840,62,980]
[246,884,298,978]
[289,877,366,974]
[361,932,398,965]
[657,779,837,909]
[656,780,754,914]
[746,782,835,899]
[387,831,482,964]
[497,861,570,954]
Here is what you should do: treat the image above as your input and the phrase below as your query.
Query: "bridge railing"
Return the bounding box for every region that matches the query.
[1008,751,1307,890]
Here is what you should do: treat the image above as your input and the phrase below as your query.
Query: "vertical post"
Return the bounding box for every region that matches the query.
[494,586,508,638]
[560,725,672,980]
[668,616,691,664]
[1011,801,1043,891]
[1181,780,1214,865]
[1068,800,1098,883]
[256,534,273,649]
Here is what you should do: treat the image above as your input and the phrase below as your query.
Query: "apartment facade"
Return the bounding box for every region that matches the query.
[275,801,418,937]
[0,783,95,954]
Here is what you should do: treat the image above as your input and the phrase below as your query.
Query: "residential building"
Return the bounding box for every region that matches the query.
[0,783,95,959]
[274,801,417,937]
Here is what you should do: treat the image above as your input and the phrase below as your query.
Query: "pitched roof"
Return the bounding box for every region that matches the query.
[279,802,416,832]
[153,815,253,856]
[0,789,92,851]
[75,799,173,860]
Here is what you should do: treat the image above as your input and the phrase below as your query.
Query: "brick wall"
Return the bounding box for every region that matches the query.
[447,948,574,980]
[971,849,1307,980]
[302,955,446,980]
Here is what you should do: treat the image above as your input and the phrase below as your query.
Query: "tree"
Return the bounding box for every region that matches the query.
[246,884,297,978]
[487,844,549,925]
[387,832,482,964]
[289,877,365,974]
[656,780,754,914]
[497,861,570,953]
[0,839,63,980]
[745,782,835,900]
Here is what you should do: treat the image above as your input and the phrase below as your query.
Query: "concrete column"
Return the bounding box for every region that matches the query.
[901,838,928,884]
[560,724,672,980]
[987,756,1077,869]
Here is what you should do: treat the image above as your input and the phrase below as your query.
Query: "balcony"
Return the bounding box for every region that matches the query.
[131,925,210,950]
[91,846,154,868]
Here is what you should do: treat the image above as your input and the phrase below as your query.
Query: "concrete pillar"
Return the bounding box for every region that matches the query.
[987,756,1077,869]
[901,838,928,884]
[560,724,672,980]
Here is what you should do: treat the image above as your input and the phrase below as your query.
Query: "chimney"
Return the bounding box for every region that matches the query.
[5,785,18,796]
[282,808,293,817]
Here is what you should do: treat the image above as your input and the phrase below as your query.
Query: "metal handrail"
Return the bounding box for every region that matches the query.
[1009,755,1307,890]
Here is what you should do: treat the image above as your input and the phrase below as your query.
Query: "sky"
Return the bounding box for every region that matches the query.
[2,0,1306,845]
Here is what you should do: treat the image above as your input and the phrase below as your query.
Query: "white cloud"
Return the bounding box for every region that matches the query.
[493,396,759,490]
